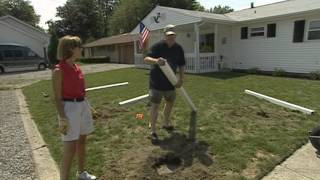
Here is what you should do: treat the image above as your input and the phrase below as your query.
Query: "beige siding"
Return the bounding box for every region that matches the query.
[231,14,320,73]
[90,46,118,62]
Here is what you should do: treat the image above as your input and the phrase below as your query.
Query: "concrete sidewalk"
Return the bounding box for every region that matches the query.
[262,142,320,180]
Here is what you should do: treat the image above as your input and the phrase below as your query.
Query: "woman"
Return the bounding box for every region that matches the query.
[52,35,96,180]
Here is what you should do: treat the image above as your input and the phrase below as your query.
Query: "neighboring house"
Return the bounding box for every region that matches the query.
[0,15,50,60]
[131,0,320,74]
[83,33,135,64]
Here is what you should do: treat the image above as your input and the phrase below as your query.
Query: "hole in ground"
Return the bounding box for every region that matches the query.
[152,153,182,175]
[256,111,269,118]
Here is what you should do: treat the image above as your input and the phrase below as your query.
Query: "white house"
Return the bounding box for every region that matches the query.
[0,15,50,59]
[131,0,320,74]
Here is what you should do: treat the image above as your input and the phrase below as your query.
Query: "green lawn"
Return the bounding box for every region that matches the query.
[23,68,320,180]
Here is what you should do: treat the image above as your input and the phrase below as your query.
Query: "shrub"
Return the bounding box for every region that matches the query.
[247,67,260,74]
[272,68,287,77]
[309,71,320,80]
[79,57,110,64]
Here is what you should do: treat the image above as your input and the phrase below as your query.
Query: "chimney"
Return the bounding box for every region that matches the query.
[251,2,254,8]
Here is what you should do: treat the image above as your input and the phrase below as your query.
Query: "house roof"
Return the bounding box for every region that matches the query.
[83,33,134,48]
[160,6,235,22]
[0,15,49,37]
[226,0,320,22]
[131,1,320,34]
[157,0,320,23]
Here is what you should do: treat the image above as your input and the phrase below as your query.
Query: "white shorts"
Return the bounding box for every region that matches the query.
[62,99,94,141]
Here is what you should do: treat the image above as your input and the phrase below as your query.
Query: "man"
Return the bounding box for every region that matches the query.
[144,24,186,143]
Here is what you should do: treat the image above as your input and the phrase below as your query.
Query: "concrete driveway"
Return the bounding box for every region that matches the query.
[0,63,134,89]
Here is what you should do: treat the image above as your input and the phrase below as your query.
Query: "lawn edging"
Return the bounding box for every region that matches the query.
[17,89,60,180]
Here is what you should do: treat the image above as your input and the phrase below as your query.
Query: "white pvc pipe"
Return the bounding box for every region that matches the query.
[85,82,128,91]
[119,94,149,106]
[179,87,197,111]
[159,62,197,112]
[245,89,315,115]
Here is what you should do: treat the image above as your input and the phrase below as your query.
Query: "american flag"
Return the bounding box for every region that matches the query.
[139,22,150,49]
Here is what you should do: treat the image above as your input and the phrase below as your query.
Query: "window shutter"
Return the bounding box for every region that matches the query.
[241,27,248,39]
[293,20,305,42]
[267,23,276,38]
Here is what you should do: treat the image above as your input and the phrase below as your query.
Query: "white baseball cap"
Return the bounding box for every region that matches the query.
[163,24,176,36]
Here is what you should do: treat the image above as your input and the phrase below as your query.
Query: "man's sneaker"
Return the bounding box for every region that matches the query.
[78,171,96,180]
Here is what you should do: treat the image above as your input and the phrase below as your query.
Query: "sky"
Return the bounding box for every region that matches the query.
[30,0,283,29]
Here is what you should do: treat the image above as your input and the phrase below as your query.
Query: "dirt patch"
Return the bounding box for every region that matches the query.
[100,132,215,180]
[230,128,245,141]
[92,105,129,120]
[100,146,158,180]
[241,150,275,179]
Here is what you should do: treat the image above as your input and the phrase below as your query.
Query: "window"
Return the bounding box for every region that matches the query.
[267,23,276,38]
[4,50,13,58]
[27,50,37,57]
[241,27,248,39]
[250,27,265,37]
[308,20,320,40]
[13,50,23,57]
[200,33,215,53]
[293,20,305,42]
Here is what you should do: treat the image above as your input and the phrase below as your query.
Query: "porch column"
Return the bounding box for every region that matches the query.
[133,36,137,65]
[194,23,200,73]
[215,24,219,70]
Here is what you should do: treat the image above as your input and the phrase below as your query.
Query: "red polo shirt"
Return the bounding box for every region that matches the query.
[56,60,85,99]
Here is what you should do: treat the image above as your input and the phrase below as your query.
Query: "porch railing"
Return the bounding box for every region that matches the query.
[134,53,217,73]
[199,53,216,73]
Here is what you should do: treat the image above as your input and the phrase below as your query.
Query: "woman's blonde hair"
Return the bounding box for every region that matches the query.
[57,35,82,60]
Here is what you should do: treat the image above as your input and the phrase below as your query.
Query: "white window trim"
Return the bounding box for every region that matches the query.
[306,19,320,41]
[249,26,266,38]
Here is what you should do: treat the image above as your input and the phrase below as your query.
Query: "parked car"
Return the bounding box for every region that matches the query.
[0,43,47,74]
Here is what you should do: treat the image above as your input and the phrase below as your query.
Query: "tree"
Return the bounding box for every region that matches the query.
[154,0,204,11]
[0,0,40,26]
[54,0,103,41]
[109,0,204,35]
[109,0,153,35]
[206,5,234,14]
[50,0,118,42]
[47,20,59,65]
[97,0,120,36]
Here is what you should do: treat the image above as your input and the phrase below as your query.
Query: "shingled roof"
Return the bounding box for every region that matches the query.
[83,33,133,48]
